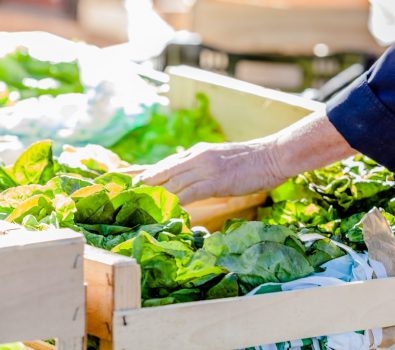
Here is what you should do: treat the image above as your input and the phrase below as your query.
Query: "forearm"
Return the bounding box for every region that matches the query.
[267,112,356,179]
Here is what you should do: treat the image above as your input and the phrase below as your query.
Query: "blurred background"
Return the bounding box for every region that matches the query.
[0,0,387,100]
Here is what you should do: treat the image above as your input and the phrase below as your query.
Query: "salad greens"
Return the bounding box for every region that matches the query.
[260,154,395,251]
[0,140,341,307]
[0,344,29,350]
[3,141,394,308]
[0,48,83,106]
[109,93,225,164]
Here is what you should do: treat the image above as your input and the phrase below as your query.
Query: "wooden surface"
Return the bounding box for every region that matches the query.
[24,341,56,350]
[0,228,85,346]
[187,193,266,231]
[166,65,324,142]
[84,245,141,343]
[211,0,369,10]
[192,0,384,55]
[112,278,395,350]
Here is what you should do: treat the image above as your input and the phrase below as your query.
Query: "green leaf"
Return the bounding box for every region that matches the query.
[0,166,17,191]
[0,343,29,350]
[218,242,314,290]
[72,185,115,225]
[112,186,189,227]
[11,140,55,185]
[0,48,83,106]
[204,221,295,257]
[206,273,239,299]
[94,172,133,190]
[176,250,226,287]
[306,238,345,268]
[110,94,225,164]
[6,194,54,224]
[48,175,92,195]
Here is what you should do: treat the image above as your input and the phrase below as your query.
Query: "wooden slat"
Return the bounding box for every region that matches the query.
[0,229,85,344]
[192,0,384,55]
[84,246,141,343]
[166,66,323,142]
[57,337,84,350]
[112,278,395,350]
[187,193,266,231]
[24,341,56,350]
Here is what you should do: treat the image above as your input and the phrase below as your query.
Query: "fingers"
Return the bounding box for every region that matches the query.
[139,151,193,186]
[177,181,217,205]
[162,170,201,194]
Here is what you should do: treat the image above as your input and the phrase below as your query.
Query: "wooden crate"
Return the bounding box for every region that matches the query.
[82,68,395,350]
[165,65,323,230]
[0,222,85,350]
[85,244,395,350]
[192,0,384,56]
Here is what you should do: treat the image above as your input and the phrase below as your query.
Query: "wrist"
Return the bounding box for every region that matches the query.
[246,137,288,189]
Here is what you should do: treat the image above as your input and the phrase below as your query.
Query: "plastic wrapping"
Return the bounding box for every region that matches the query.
[369,0,395,46]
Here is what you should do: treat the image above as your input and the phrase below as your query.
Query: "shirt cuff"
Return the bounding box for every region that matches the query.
[327,73,395,171]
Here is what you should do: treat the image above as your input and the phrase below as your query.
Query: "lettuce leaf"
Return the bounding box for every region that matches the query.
[109,94,225,164]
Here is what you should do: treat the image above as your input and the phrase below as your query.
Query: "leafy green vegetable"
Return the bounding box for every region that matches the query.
[0,139,352,308]
[0,343,29,350]
[0,48,83,106]
[206,273,239,299]
[0,166,17,191]
[110,94,225,164]
[11,140,55,185]
[260,155,395,251]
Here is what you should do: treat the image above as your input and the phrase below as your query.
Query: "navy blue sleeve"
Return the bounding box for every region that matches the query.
[327,45,395,171]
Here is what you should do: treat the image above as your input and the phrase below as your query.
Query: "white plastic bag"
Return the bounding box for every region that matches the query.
[369,0,395,46]
[125,0,175,61]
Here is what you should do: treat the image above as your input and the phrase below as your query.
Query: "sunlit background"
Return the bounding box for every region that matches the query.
[0,0,386,98]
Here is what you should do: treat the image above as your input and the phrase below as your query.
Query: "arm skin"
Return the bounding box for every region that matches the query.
[140,111,356,205]
[273,111,356,179]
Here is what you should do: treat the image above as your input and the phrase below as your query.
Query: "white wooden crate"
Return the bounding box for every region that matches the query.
[0,222,85,350]
[82,67,395,349]
[84,245,395,350]
[192,0,384,56]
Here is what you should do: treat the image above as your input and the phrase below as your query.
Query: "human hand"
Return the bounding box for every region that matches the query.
[138,139,286,205]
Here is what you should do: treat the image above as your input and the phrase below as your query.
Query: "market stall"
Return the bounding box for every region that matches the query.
[1,21,395,350]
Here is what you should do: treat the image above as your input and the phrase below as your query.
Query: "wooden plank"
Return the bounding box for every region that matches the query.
[194,206,258,232]
[0,230,85,344]
[192,0,384,55]
[0,228,83,249]
[84,246,141,342]
[57,337,84,350]
[166,66,324,142]
[217,0,369,10]
[24,341,56,350]
[187,193,266,231]
[112,278,395,350]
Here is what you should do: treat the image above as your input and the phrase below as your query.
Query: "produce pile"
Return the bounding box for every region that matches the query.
[1,143,395,302]
[0,140,360,307]
[1,141,394,306]
[0,48,83,106]
[2,141,395,350]
[260,155,395,252]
